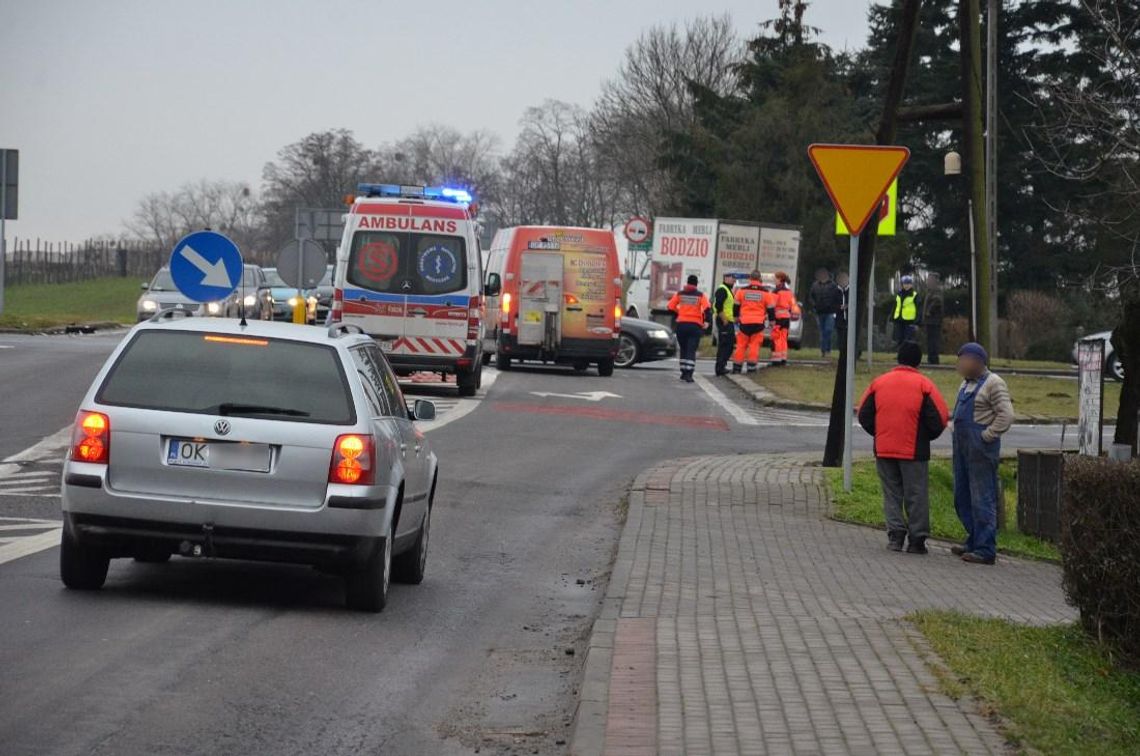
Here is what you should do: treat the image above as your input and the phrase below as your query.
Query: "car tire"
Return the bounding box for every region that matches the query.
[614,334,640,369]
[457,367,478,397]
[496,352,512,371]
[60,522,110,591]
[344,531,392,613]
[1107,354,1124,382]
[597,358,615,377]
[393,505,431,585]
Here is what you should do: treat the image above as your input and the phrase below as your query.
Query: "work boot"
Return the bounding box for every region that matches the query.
[684,374,695,383]
[906,537,928,555]
[950,544,968,556]
[887,531,906,552]
[732,364,742,374]
[961,552,995,565]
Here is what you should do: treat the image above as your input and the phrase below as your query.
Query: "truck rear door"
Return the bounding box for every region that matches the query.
[518,253,563,348]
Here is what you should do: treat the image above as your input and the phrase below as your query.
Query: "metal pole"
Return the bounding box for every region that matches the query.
[843,234,859,492]
[986,0,999,356]
[866,251,875,368]
[968,198,978,341]
[0,154,7,316]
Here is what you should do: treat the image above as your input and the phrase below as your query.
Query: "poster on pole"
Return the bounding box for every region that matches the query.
[648,218,718,310]
[1077,338,1106,457]
[757,225,801,289]
[715,222,761,281]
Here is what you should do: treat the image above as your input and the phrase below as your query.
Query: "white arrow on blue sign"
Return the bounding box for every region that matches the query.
[169,231,243,303]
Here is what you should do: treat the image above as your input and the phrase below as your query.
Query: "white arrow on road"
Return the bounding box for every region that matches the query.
[180,245,234,288]
[529,391,623,402]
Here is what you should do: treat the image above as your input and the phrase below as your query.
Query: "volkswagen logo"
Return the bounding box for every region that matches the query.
[214,419,231,436]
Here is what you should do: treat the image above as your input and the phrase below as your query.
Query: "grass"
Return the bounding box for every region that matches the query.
[824,458,1061,561]
[0,276,141,329]
[697,341,1076,372]
[753,361,1120,421]
[911,611,1140,755]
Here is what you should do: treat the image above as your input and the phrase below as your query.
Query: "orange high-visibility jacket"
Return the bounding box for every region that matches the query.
[773,286,800,319]
[734,284,769,325]
[668,287,710,325]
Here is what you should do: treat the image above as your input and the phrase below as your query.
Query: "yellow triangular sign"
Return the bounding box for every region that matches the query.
[808,144,910,236]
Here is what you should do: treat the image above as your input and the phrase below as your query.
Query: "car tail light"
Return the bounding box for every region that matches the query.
[564,293,580,306]
[71,411,110,464]
[467,295,481,340]
[501,292,513,334]
[329,434,374,485]
[331,288,343,322]
[614,300,623,330]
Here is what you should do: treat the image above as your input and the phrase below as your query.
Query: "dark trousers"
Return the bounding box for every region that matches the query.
[675,322,702,377]
[926,323,942,364]
[876,458,931,541]
[714,321,735,374]
[893,320,917,346]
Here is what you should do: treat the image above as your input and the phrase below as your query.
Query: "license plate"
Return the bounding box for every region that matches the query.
[168,439,209,467]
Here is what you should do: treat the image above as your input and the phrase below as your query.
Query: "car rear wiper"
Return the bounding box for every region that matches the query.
[214,403,311,417]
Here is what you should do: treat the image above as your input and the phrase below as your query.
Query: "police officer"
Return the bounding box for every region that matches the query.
[732,270,768,374]
[892,275,920,346]
[770,271,799,366]
[712,271,737,376]
[668,274,711,383]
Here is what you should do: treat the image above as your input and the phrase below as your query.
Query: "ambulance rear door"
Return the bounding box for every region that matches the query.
[342,226,408,349]
[400,231,471,361]
[518,251,564,349]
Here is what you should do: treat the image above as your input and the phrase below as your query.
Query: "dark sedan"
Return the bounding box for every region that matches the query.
[615,316,678,369]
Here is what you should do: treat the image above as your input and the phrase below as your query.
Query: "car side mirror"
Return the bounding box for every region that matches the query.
[140,282,149,290]
[411,399,436,422]
[484,273,501,297]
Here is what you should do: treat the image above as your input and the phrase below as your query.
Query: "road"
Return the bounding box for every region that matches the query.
[0,331,1095,755]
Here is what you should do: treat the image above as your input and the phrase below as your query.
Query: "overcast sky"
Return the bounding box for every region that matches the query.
[1,0,873,243]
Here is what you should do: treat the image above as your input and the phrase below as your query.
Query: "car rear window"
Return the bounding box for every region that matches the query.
[347,231,467,295]
[97,331,355,425]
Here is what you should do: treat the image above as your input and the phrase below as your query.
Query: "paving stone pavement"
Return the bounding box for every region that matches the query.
[572,454,1076,756]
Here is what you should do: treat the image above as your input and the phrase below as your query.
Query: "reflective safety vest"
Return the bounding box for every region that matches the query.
[734,284,769,325]
[773,287,799,319]
[894,290,918,322]
[668,287,710,325]
[715,283,736,323]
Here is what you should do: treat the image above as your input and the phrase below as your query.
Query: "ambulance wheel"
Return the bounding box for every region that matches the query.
[497,352,512,371]
[597,359,615,377]
[457,368,477,397]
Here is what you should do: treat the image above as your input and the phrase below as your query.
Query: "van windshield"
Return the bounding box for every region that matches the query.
[97,331,355,425]
[347,232,467,296]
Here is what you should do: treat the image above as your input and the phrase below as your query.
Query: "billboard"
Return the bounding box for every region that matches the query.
[758,226,801,290]
[716,222,761,280]
[649,218,719,307]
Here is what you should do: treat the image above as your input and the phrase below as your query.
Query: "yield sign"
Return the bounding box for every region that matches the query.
[808,144,910,236]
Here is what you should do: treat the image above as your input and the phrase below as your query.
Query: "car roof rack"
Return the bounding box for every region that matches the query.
[147,307,195,323]
[327,322,366,338]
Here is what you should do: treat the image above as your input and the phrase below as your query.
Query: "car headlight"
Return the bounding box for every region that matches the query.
[243,294,257,306]
[141,299,157,311]
[307,296,318,306]
[649,329,670,340]
[206,302,221,315]
[287,296,300,307]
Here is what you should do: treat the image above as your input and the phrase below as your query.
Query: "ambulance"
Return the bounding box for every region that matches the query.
[483,226,622,375]
[330,184,485,396]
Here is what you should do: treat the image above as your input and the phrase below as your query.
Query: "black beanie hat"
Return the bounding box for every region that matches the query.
[897,340,923,368]
[686,274,699,286]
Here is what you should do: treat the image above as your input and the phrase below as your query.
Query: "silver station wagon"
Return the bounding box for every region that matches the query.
[60,316,438,612]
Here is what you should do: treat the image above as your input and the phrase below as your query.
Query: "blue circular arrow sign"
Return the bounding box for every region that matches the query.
[169,231,243,303]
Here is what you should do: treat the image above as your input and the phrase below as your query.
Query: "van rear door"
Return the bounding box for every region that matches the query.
[518,253,564,349]
[343,230,407,351]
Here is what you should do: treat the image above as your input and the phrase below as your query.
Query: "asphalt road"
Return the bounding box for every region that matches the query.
[0,331,1098,756]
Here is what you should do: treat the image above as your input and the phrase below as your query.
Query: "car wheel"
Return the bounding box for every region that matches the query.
[597,358,615,377]
[393,503,431,585]
[345,530,392,612]
[60,522,110,590]
[496,352,512,371]
[1108,354,1124,382]
[614,334,640,369]
[457,367,478,397]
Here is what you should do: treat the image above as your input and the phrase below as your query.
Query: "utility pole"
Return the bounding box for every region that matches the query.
[959,0,994,354]
[985,0,999,355]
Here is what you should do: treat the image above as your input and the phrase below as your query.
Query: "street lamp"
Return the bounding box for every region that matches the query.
[945,150,978,341]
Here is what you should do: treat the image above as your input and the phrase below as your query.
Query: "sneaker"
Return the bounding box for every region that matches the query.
[961,552,995,565]
[950,545,968,556]
[906,538,928,555]
[887,531,906,552]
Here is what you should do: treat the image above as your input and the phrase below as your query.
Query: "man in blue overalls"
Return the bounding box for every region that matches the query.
[951,342,1015,565]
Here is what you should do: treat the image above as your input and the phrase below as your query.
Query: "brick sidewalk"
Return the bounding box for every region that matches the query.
[572,455,1075,756]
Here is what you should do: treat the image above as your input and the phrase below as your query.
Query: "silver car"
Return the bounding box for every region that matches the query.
[60,317,439,612]
[136,268,218,320]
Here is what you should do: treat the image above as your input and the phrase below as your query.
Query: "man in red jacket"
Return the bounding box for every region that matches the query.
[857,341,950,553]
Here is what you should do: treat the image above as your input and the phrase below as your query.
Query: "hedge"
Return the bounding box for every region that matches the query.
[1060,457,1140,667]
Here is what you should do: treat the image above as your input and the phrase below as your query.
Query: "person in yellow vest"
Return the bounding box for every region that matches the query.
[892,275,920,346]
[667,275,711,383]
[769,271,800,366]
[712,271,737,376]
[732,270,768,374]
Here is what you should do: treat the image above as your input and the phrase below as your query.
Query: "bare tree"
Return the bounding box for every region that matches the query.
[125,179,259,257]
[591,15,741,214]
[388,125,502,203]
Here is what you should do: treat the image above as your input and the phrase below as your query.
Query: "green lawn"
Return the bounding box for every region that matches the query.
[824,458,1060,561]
[912,611,1140,755]
[697,341,1075,372]
[753,362,1119,421]
[0,277,142,329]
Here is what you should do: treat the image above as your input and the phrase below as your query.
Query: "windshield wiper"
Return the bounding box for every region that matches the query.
[214,402,310,418]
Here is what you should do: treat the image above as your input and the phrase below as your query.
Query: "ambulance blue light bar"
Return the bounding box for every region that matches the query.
[357,183,473,204]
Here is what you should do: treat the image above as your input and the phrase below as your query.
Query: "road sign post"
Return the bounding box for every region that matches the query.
[808,144,911,491]
[276,238,326,325]
[0,149,17,317]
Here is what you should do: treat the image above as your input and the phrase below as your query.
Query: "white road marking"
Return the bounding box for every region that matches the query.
[418,367,499,434]
[528,390,622,402]
[0,527,61,565]
[694,374,759,425]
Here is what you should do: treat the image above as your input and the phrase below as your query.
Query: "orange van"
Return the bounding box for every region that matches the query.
[483,226,622,375]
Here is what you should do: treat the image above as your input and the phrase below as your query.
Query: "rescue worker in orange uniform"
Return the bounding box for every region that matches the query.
[668,274,711,383]
[732,270,769,374]
[769,271,800,366]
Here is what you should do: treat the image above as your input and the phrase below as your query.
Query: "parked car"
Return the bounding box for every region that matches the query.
[59,317,438,612]
[136,268,217,320]
[614,316,677,369]
[1072,331,1124,381]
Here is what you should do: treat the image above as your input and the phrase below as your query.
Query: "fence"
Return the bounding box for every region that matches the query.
[2,238,166,285]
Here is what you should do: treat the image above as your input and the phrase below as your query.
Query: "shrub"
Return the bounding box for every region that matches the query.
[1007,290,1072,361]
[1060,457,1140,667]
